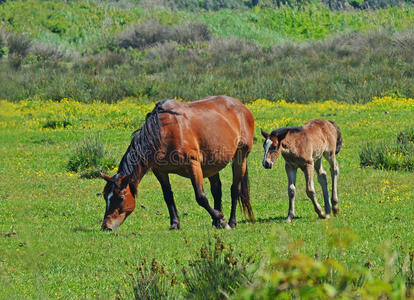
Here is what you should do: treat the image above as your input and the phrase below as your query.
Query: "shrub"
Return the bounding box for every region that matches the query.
[118,20,172,49]
[182,236,254,299]
[173,21,211,43]
[237,229,414,299]
[237,250,413,299]
[360,128,414,171]
[67,134,116,178]
[117,20,211,50]
[30,41,67,62]
[133,259,174,300]
[397,128,414,145]
[0,29,6,58]
[43,120,72,129]
[7,33,31,57]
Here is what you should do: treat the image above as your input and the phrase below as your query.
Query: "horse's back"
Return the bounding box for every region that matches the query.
[161,96,254,147]
[304,119,339,156]
[162,96,251,122]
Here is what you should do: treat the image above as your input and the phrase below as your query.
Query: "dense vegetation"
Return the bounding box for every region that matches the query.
[0,0,414,102]
[360,128,414,171]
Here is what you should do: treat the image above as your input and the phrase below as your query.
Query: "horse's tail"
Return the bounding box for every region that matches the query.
[240,165,255,223]
[329,120,342,155]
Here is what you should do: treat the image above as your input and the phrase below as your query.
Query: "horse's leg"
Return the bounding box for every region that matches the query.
[208,173,222,228]
[314,158,331,217]
[326,153,340,216]
[285,163,297,223]
[303,163,326,219]
[228,149,249,228]
[153,170,180,230]
[189,160,230,229]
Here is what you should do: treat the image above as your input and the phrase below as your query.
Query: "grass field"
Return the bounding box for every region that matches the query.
[0,96,413,298]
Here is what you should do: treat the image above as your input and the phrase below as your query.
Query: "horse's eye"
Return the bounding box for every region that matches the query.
[120,195,125,201]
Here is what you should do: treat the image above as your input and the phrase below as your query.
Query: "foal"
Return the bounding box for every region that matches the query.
[261,119,342,223]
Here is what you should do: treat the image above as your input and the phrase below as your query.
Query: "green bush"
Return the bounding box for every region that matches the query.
[117,20,210,50]
[0,29,6,58]
[237,228,414,299]
[128,234,414,299]
[237,249,414,299]
[43,120,72,129]
[67,135,116,178]
[133,259,174,300]
[183,236,254,299]
[130,236,254,299]
[360,129,414,171]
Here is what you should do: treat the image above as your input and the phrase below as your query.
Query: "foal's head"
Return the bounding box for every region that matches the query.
[261,129,281,169]
[100,173,136,231]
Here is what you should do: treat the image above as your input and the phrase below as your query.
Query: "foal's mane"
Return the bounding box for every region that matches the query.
[117,99,179,191]
[270,126,303,141]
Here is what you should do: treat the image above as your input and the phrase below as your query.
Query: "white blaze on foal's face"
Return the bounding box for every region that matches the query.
[264,139,273,159]
[262,139,274,168]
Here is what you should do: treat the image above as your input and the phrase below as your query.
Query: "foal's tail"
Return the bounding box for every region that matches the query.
[240,166,255,223]
[329,120,342,155]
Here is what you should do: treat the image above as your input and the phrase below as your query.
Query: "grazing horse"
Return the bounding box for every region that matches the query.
[261,119,342,223]
[100,96,255,231]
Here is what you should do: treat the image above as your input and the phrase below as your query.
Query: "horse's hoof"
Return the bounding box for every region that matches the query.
[212,219,220,227]
[223,223,231,230]
[228,220,237,229]
[325,214,331,219]
[318,212,326,219]
[219,220,231,229]
[169,223,180,230]
[213,219,230,229]
[332,207,339,216]
[286,218,292,224]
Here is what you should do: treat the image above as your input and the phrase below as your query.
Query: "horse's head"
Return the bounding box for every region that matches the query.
[100,173,136,231]
[261,129,280,169]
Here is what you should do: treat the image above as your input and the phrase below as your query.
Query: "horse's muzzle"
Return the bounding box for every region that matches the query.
[101,224,113,231]
[263,160,273,169]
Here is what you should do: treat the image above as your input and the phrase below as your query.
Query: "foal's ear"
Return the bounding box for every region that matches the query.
[119,174,133,189]
[261,129,269,139]
[100,173,113,182]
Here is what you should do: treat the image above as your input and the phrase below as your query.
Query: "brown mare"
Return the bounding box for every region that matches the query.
[261,119,342,223]
[100,96,255,231]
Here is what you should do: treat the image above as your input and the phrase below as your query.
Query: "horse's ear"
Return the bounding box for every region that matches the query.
[100,173,112,182]
[119,174,133,189]
[261,129,269,139]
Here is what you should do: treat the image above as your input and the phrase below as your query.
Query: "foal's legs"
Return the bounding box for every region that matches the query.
[189,160,230,229]
[153,170,180,230]
[209,173,222,227]
[285,163,297,223]
[229,149,248,228]
[314,158,331,217]
[303,163,326,219]
[325,153,340,215]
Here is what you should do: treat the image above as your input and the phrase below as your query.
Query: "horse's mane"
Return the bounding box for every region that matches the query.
[270,126,303,141]
[117,99,179,190]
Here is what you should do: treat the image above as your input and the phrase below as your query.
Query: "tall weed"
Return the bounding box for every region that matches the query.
[360,128,414,171]
[67,134,116,178]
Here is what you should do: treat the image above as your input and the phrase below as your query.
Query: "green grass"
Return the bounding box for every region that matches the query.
[0,97,413,298]
[1,1,414,51]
